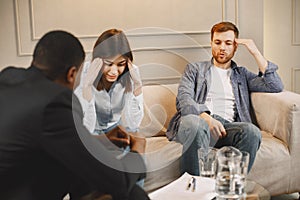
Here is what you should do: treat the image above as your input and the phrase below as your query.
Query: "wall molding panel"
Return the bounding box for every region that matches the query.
[292,0,300,46]
[292,67,300,93]
[222,0,239,25]
[14,0,32,56]
[14,0,239,56]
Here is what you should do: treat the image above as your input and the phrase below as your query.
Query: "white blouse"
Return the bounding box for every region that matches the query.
[74,60,144,134]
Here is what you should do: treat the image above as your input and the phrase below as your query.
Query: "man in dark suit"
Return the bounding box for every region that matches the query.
[0,30,149,200]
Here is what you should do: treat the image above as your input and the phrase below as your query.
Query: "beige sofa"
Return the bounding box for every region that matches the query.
[141,83,300,196]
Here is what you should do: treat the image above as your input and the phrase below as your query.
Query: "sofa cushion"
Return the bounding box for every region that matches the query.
[144,136,182,172]
[144,136,182,192]
[140,84,178,137]
[247,131,290,195]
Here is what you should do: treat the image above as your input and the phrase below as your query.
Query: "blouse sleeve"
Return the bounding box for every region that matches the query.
[121,65,144,132]
[74,61,97,133]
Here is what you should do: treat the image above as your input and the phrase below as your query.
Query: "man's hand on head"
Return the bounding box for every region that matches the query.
[235,39,260,55]
[235,38,267,72]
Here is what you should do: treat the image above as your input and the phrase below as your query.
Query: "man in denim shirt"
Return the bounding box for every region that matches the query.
[166,21,283,175]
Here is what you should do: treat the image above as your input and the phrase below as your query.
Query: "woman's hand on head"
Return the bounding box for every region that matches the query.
[83,58,103,88]
[127,60,142,96]
[127,60,141,84]
[82,58,102,101]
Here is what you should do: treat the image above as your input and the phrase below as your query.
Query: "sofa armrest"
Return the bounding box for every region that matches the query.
[251,91,300,150]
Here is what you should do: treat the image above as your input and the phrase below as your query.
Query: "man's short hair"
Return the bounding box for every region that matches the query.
[33,30,85,81]
[211,21,239,40]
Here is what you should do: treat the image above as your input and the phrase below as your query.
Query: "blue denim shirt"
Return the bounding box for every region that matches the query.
[166,59,283,140]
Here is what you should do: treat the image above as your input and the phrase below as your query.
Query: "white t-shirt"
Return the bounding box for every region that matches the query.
[205,65,236,122]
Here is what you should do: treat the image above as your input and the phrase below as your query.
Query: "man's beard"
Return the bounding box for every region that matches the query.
[213,51,235,65]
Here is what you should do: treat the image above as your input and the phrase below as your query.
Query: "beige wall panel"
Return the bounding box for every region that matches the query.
[13,0,226,56]
[134,47,212,84]
[1,0,265,86]
[292,0,300,45]
[30,0,222,37]
[292,68,300,94]
[264,0,300,92]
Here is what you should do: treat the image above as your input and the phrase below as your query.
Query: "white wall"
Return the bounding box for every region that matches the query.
[264,0,300,92]
[0,0,31,68]
[0,0,265,85]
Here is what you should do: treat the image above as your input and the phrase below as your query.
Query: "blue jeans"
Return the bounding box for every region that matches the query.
[175,114,261,176]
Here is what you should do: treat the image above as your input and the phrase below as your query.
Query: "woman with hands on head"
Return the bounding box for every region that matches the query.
[74,29,144,153]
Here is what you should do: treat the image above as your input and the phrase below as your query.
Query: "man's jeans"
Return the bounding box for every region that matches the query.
[174,114,261,176]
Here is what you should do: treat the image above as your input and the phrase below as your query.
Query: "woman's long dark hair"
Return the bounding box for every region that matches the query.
[93,29,133,91]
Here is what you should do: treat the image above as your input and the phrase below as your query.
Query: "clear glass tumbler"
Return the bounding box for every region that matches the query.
[198,147,217,178]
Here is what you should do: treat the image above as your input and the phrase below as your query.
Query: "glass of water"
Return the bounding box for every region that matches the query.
[198,147,217,178]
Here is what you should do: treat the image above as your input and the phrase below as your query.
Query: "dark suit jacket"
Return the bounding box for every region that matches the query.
[0,66,148,200]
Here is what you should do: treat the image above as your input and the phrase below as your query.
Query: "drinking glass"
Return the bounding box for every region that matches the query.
[198,147,217,178]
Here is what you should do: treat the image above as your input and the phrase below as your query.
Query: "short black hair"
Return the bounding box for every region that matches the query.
[32,30,85,81]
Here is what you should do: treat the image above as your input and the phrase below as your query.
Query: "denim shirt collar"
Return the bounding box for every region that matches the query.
[205,58,239,75]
